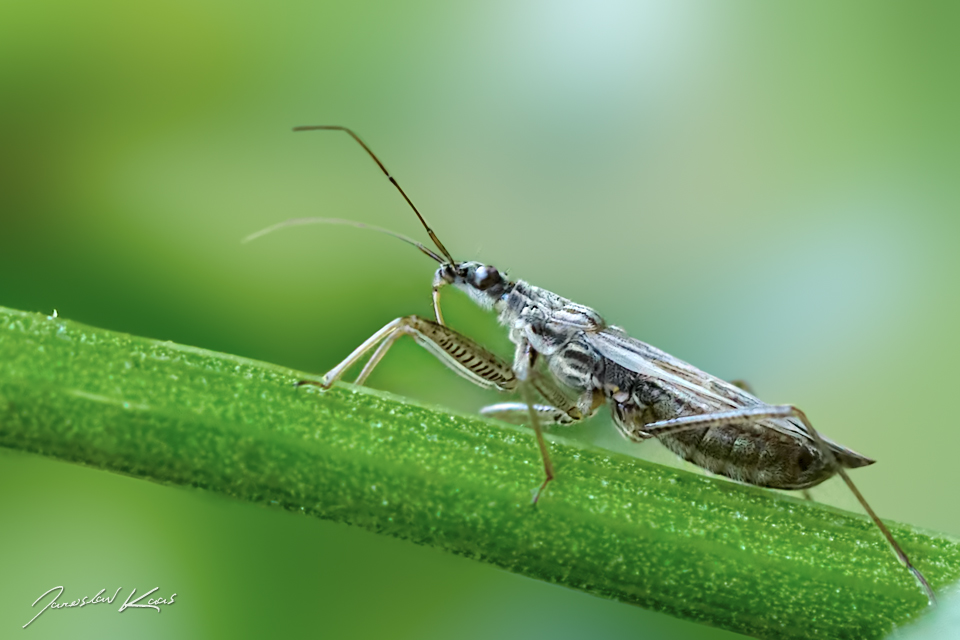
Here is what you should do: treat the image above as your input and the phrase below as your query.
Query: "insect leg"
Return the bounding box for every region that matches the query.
[481,378,596,426]
[354,330,404,386]
[297,317,409,389]
[480,403,578,426]
[640,405,936,605]
[506,341,560,503]
[299,315,519,391]
[521,379,554,505]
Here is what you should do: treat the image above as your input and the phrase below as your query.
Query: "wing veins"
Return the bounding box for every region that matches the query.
[586,329,811,441]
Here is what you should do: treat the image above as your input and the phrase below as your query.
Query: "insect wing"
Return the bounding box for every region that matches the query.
[586,329,812,442]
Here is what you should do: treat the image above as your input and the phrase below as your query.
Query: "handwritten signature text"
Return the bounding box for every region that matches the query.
[23,586,177,628]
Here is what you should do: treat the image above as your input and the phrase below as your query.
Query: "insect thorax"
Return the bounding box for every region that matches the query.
[497,280,605,333]
[495,281,607,389]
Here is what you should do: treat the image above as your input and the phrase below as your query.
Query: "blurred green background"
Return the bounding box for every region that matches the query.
[2,1,958,638]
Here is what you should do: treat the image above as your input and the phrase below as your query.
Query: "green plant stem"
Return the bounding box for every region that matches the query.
[0,305,957,639]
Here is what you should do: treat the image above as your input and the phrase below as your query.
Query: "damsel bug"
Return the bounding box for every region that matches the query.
[246,125,935,604]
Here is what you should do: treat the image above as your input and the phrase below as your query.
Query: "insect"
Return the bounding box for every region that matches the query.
[246,125,935,604]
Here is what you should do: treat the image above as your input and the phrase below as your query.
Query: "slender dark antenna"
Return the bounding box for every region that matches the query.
[242,217,444,264]
[293,125,456,265]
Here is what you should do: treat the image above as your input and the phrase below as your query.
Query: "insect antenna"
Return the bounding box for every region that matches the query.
[293,125,456,265]
[242,217,444,264]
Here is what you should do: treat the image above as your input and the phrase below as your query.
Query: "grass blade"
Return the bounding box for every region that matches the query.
[0,305,957,639]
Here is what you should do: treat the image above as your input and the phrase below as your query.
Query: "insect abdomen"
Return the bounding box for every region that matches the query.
[657,426,832,490]
[611,385,874,490]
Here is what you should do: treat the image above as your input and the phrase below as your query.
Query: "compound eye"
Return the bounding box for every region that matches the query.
[473,265,501,291]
